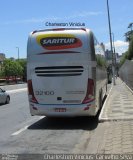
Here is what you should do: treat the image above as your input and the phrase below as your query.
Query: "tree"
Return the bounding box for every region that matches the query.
[125,23,133,42]
[123,23,133,62]
[128,23,133,31]
[17,59,27,81]
[128,35,133,60]
[124,31,133,42]
[120,52,128,66]
[2,59,23,82]
[96,55,107,67]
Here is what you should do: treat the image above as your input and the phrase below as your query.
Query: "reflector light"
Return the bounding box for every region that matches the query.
[81,28,86,31]
[27,80,38,103]
[83,105,90,111]
[52,28,65,31]
[33,106,38,110]
[32,30,37,34]
[82,79,95,104]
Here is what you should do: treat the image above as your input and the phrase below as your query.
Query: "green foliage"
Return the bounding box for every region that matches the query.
[2,59,23,77]
[0,70,4,77]
[16,59,27,74]
[125,31,133,42]
[17,59,27,81]
[125,23,133,42]
[96,55,106,67]
[120,52,128,66]
[128,35,133,60]
[16,59,27,69]
[122,27,133,65]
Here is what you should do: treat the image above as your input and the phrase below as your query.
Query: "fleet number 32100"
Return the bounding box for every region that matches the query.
[35,90,54,95]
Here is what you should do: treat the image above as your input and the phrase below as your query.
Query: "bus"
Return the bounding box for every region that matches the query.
[27,28,107,117]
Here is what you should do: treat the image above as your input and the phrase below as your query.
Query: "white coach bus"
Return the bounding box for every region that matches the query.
[27,28,107,117]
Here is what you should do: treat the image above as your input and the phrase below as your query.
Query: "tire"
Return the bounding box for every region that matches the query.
[99,89,103,109]
[6,96,10,104]
[106,83,108,92]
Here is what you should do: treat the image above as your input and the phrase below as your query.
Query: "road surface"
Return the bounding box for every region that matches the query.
[0,87,102,154]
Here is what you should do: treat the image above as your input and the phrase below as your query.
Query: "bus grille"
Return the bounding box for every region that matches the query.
[35,66,84,77]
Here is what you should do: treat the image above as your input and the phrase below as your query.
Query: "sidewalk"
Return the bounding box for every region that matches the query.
[98,78,133,154]
[99,78,133,121]
[0,83,27,91]
[85,78,133,154]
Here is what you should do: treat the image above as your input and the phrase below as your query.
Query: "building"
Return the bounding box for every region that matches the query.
[100,43,105,52]
[116,54,121,63]
[105,49,112,61]
[105,49,121,64]
[9,57,16,61]
[0,53,6,63]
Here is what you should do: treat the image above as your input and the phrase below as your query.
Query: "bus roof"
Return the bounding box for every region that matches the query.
[31,28,88,35]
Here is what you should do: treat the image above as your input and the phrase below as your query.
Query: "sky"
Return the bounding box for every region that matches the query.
[0,0,132,59]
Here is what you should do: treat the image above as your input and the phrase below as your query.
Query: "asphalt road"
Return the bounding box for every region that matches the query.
[0,82,132,159]
[0,86,102,155]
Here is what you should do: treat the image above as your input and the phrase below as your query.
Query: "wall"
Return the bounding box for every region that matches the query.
[119,60,133,90]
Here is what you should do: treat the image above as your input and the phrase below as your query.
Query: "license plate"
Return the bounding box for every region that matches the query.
[55,108,66,112]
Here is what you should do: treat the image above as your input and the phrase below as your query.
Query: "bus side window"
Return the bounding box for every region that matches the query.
[90,34,96,61]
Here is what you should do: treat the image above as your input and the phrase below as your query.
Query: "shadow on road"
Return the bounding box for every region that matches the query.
[28,94,108,131]
[28,115,99,131]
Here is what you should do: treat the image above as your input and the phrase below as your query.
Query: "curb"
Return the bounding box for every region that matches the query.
[99,118,133,122]
[99,84,113,122]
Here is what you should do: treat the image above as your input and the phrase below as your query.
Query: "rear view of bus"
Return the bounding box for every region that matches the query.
[27,28,98,117]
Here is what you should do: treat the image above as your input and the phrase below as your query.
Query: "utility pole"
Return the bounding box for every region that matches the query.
[107,0,116,85]
[111,33,116,65]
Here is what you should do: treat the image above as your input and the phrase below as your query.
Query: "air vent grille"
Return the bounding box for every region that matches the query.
[35,66,84,77]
